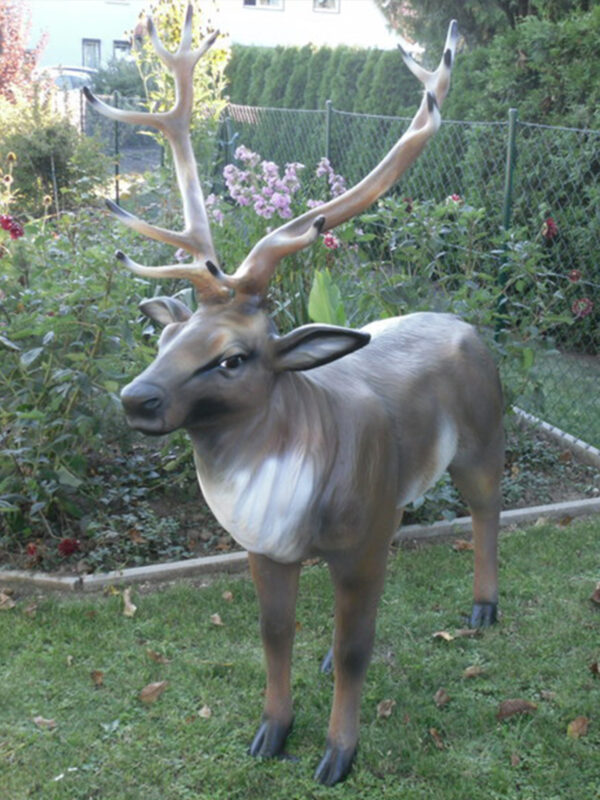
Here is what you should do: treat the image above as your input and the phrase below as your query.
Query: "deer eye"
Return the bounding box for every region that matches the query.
[219,354,247,370]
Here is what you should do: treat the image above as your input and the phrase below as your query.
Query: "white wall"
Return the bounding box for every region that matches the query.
[29,0,147,68]
[28,0,403,70]
[215,0,401,50]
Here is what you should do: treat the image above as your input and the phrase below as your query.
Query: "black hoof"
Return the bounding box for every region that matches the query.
[320,647,334,674]
[249,717,293,758]
[469,602,498,628]
[314,742,356,786]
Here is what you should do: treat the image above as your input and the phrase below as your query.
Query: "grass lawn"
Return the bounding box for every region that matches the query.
[1,518,600,799]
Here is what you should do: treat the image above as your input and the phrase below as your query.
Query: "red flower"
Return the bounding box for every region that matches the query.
[571,297,593,319]
[58,538,81,557]
[0,214,12,230]
[9,220,24,239]
[27,543,38,557]
[542,217,558,241]
[568,269,581,283]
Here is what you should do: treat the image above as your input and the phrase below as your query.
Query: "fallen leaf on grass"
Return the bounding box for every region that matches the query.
[0,591,16,610]
[497,699,537,720]
[432,631,454,642]
[434,688,451,708]
[540,690,557,702]
[198,705,212,719]
[590,583,600,606]
[210,613,224,627]
[510,752,521,767]
[222,591,234,603]
[567,716,589,739]
[558,450,572,463]
[589,661,599,677]
[123,588,137,618]
[429,727,445,750]
[377,699,396,719]
[33,716,57,730]
[140,681,168,704]
[558,514,573,526]
[24,602,38,616]
[147,649,171,664]
[463,665,486,679]
[452,539,474,552]
[90,670,104,687]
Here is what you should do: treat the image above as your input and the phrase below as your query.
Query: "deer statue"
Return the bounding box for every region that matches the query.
[84,6,504,786]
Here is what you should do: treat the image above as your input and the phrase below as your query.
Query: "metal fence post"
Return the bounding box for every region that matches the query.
[113,90,120,205]
[496,107,518,334]
[325,99,332,162]
[502,108,518,231]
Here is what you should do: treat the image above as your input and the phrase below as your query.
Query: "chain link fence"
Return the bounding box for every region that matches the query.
[81,96,599,448]
[223,103,599,449]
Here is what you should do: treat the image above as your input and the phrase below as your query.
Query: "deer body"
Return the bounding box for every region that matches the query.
[86,8,504,785]
[188,311,501,565]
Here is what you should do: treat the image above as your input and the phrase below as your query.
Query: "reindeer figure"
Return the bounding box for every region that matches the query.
[84,7,503,786]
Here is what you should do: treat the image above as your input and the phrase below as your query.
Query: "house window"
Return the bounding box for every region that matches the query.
[113,40,131,60]
[313,0,340,11]
[82,38,101,68]
[243,0,284,9]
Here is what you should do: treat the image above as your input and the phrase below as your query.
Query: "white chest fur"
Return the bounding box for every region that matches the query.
[195,448,316,563]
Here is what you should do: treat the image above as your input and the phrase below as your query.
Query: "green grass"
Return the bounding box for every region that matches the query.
[2,518,600,799]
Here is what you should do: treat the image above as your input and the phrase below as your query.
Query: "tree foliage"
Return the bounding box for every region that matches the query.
[0,0,46,101]
[375,0,600,49]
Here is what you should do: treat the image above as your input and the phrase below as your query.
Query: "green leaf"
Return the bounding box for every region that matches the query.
[308,269,347,326]
[20,347,44,367]
[56,466,84,489]
[521,347,535,372]
[0,334,21,351]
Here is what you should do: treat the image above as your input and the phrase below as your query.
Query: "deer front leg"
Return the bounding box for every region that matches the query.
[315,551,388,786]
[247,552,301,758]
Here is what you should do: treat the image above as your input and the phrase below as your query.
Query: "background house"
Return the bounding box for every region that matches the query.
[28,0,402,71]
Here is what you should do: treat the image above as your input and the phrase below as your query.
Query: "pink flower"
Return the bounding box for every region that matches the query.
[9,221,24,239]
[0,214,12,230]
[567,269,581,283]
[323,232,340,250]
[446,193,463,205]
[542,217,558,241]
[571,297,593,319]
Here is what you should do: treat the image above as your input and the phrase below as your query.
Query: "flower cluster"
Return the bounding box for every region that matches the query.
[57,537,81,557]
[223,145,304,220]
[0,213,24,240]
[542,216,558,241]
[323,232,340,250]
[308,157,347,209]
[571,297,594,319]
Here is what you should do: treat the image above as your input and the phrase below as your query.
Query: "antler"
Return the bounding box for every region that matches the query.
[227,20,459,298]
[84,4,229,300]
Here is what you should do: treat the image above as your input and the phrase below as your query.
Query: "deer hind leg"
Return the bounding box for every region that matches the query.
[449,434,504,627]
[315,548,389,786]
[247,553,301,758]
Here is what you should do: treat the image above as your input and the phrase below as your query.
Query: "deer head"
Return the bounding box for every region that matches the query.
[84,5,458,437]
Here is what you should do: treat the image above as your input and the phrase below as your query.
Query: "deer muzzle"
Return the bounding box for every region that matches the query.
[120,379,168,434]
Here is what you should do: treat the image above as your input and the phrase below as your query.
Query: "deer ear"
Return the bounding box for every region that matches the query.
[139,296,192,325]
[272,324,370,372]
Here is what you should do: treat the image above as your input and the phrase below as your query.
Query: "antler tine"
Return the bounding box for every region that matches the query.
[229,20,458,298]
[84,3,223,295]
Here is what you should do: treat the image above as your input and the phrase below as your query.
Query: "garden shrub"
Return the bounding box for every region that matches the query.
[0,90,110,217]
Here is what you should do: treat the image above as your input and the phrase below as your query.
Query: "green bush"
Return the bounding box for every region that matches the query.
[0,90,110,217]
[91,58,145,97]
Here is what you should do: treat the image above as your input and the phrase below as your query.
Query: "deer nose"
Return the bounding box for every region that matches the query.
[120,380,165,419]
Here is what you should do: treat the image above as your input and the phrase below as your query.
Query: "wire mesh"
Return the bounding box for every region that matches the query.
[221,104,599,447]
